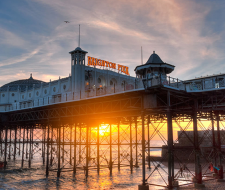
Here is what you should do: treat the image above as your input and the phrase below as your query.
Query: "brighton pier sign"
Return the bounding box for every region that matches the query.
[88,56,130,75]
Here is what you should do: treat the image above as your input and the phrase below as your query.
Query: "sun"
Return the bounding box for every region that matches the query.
[99,125,110,136]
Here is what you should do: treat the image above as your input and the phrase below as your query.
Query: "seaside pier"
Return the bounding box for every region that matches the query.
[1,48,225,189]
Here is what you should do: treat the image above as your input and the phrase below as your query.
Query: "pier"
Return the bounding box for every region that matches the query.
[1,49,225,189]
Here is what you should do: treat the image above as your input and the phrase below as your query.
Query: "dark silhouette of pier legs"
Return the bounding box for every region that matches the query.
[46,123,50,177]
[130,118,133,173]
[211,112,217,168]
[4,128,7,169]
[9,128,11,160]
[62,126,64,163]
[21,127,25,168]
[118,120,120,171]
[29,128,32,168]
[109,123,112,175]
[50,127,53,166]
[138,111,148,190]
[43,127,46,165]
[135,116,138,168]
[73,123,76,175]
[19,127,21,156]
[26,127,28,159]
[193,100,204,188]
[167,91,174,189]
[85,124,89,177]
[57,123,61,178]
[14,127,17,160]
[0,130,2,156]
[97,124,100,174]
[70,126,72,165]
[147,115,150,170]
[216,113,224,180]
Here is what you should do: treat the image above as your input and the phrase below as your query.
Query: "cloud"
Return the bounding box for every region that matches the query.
[0,28,27,48]
[1,0,225,86]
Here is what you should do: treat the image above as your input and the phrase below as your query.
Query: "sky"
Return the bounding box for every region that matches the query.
[1,0,225,86]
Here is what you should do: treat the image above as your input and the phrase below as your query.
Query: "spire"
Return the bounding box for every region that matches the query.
[78,24,80,47]
[30,73,33,79]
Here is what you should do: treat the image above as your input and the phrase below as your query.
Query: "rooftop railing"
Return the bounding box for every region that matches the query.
[142,75,185,91]
[4,74,225,112]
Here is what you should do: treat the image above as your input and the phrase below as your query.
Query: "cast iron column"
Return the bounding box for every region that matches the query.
[167,91,174,189]
[46,122,50,176]
[193,99,203,185]
[57,121,61,178]
[141,111,146,185]
[4,128,8,169]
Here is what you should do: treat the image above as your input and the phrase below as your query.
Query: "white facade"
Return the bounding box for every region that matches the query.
[0,47,143,112]
[2,48,223,112]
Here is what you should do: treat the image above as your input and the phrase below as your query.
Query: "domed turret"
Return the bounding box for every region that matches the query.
[134,51,175,88]
[0,74,46,92]
[146,51,164,64]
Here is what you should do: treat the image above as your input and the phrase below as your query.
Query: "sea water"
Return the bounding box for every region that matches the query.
[0,140,186,190]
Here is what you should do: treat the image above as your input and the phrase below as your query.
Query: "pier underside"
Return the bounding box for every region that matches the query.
[1,86,225,189]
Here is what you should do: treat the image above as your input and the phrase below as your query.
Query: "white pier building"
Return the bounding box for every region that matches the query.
[1,46,225,112]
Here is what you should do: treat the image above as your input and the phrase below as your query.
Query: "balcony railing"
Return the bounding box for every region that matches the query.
[142,76,185,91]
[4,75,225,112]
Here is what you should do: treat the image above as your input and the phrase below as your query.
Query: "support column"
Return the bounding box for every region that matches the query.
[216,113,224,180]
[193,100,204,188]
[79,126,81,163]
[62,126,64,163]
[118,120,120,171]
[57,121,61,178]
[97,124,100,174]
[43,127,46,165]
[138,111,149,190]
[167,91,174,189]
[85,124,89,177]
[46,123,50,176]
[147,115,151,169]
[26,127,28,159]
[4,128,8,169]
[31,128,33,159]
[19,127,21,156]
[135,116,138,167]
[142,112,146,183]
[216,113,222,166]
[70,126,72,165]
[109,123,112,175]
[50,126,53,166]
[14,127,17,160]
[130,117,133,173]
[21,127,25,168]
[211,112,217,167]
[29,128,32,168]
[73,123,76,174]
[0,130,1,157]
[9,128,11,160]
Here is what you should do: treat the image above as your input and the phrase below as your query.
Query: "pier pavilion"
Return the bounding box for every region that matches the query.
[1,46,225,189]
